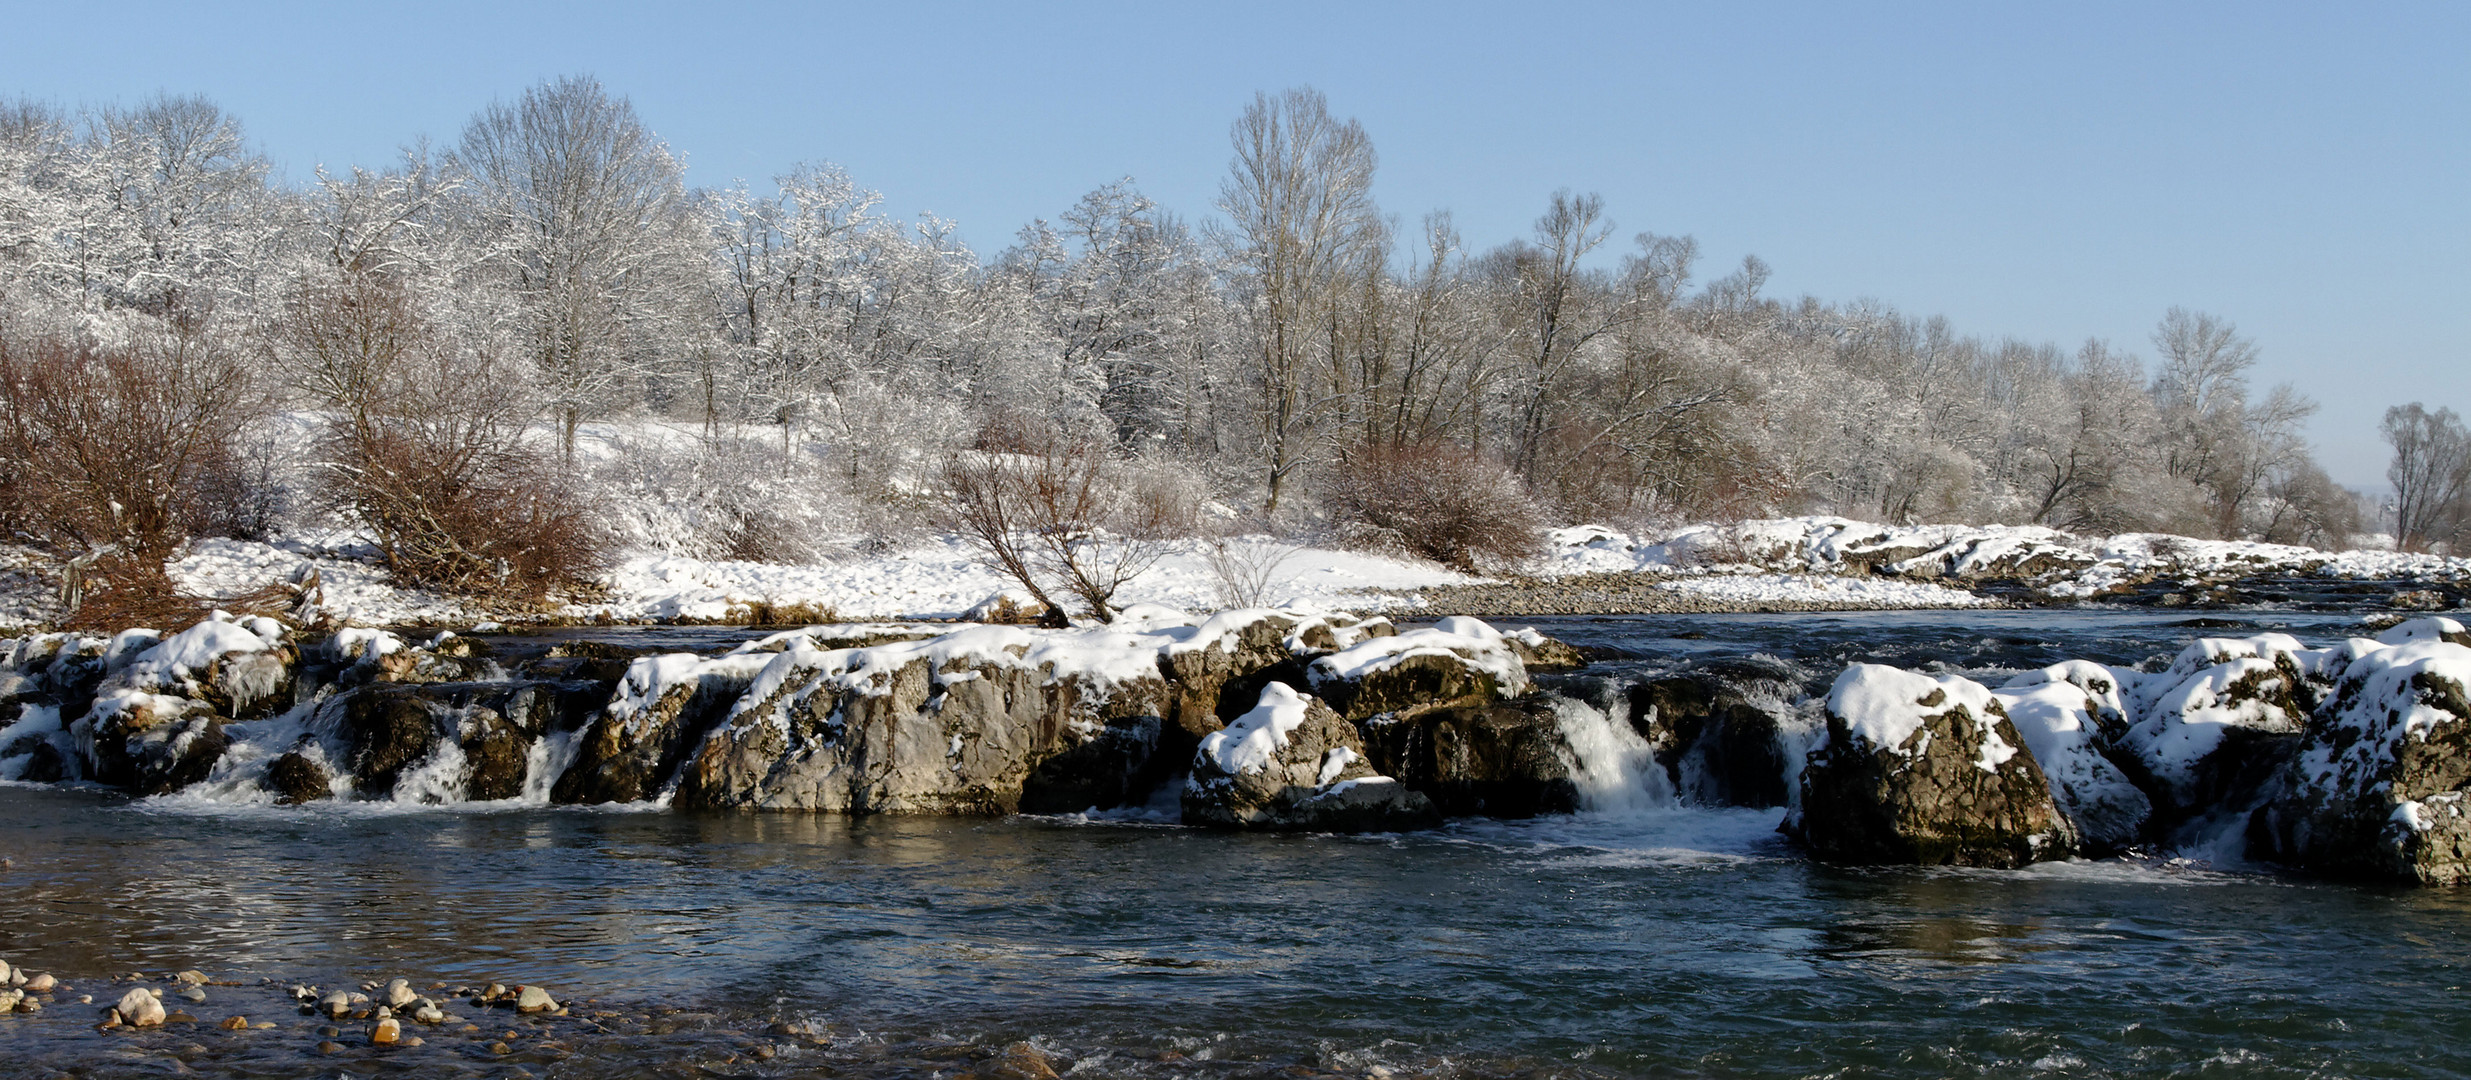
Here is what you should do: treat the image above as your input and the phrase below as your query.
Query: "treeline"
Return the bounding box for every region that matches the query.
[0,79,2368,615]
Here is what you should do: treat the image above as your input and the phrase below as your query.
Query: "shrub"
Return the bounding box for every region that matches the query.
[0,323,271,620]
[280,270,608,600]
[1327,442,1545,572]
[943,420,1199,624]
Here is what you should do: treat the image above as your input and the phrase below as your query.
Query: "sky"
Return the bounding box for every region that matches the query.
[3,0,2463,489]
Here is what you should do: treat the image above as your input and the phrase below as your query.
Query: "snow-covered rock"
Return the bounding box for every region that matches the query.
[1182,683,1438,831]
[1790,664,2077,867]
[1305,616,1531,722]
[2115,635,2324,819]
[1994,665,2152,852]
[2249,638,2471,883]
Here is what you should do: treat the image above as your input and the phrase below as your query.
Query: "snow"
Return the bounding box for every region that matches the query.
[1993,671,2153,845]
[1825,664,2014,771]
[2296,639,2471,817]
[1535,517,2471,605]
[1307,619,1529,692]
[1198,682,1313,776]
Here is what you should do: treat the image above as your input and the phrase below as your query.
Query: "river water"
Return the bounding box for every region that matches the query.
[3,608,2466,1079]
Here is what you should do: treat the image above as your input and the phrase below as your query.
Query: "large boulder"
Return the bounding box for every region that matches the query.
[1790,664,2077,867]
[676,625,1173,813]
[1182,683,1439,831]
[1306,616,1531,723]
[1357,698,1578,817]
[1994,662,2153,852]
[2115,634,2326,824]
[2247,638,2471,883]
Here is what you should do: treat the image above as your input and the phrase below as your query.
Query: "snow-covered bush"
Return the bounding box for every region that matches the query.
[590,436,845,564]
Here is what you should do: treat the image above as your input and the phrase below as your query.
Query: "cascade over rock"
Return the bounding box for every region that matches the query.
[1357,698,1578,818]
[1790,664,2078,867]
[1183,682,1439,831]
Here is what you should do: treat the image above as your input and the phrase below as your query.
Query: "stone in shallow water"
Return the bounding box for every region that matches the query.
[372,1017,401,1045]
[116,987,166,1028]
[515,985,558,1014]
[385,977,416,1007]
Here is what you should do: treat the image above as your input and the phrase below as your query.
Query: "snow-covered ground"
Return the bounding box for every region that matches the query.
[1536,517,2471,598]
[0,513,2444,632]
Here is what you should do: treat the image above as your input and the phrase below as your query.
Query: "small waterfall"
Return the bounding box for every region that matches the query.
[1546,694,1675,815]
[524,729,584,806]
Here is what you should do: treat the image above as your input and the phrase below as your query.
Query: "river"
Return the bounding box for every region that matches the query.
[2,608,2465,1078]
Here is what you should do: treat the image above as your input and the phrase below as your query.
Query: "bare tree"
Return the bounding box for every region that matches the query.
[454,76,700,459]
[1213,87,1383,512]
[2384,403,2471,552]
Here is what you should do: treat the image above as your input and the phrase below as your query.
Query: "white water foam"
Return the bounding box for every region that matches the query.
[1547,694,1675,816]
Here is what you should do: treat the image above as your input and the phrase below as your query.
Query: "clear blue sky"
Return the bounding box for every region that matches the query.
[6,0,2463,489]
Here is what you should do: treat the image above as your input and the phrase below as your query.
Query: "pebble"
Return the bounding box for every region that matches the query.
[115,987,167,1028]
[413,1005,447,1024]
[318,991,351,1018]
[482,982,508,1002]
[317,1040,345,1055]
[77,994,91,1005]
[514,985,558,1014]
[487,1041,512,1055]
[374,1005,392,1020]
[385,977,417,1007]
[219,1015,249,1030]
[400,1035,424,1047]
[165,1010,198,1024]
[15,996,40,1013]
[0,959,11,982]
[27,973,55,993]
[174,970,207,986]
[319,1025,342,1037]
[372,1017,401,1045]
[179,987,207,1003]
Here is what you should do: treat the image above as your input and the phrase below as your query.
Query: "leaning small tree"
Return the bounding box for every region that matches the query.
[943,425,1195,625]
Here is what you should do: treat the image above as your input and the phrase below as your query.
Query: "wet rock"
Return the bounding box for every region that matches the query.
[318,1039,346,1055]
[515,985,558,1014]
[116,987,167,1027]
[1184,683,1439,831]
[179,986,206,1002]
[340,690,444,797]
[319,990,352,1018]
[1617,658,1802,808]
[174,969,206,986]
[414,1004,446,1024]
[980,1041,1061,1080]
[265,751,331,804]
[373,1017,401,1045]
[1306,617,1531,724]
[219,1015,248,1030]
[1789,665,2077,867]
[27,973,55,993]
[384,978,416,1008]
[2249,638,2471,883]
[459,708,533,801]
[1357,698,1578,818]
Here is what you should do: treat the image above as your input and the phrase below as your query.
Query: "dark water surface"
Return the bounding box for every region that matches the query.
[1,608,2463,1078]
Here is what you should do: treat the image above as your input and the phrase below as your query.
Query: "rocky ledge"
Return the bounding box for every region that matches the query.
[1788,616,2471,886]
[0,606,1592,833]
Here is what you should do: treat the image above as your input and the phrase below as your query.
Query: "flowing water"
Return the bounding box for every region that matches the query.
[2,608,2465,1079]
